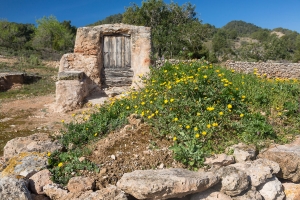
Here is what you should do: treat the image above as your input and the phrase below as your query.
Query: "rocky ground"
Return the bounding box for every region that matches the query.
[0,92,185,186]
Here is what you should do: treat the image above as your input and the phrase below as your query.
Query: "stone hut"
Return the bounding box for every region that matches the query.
[55,24,151,112]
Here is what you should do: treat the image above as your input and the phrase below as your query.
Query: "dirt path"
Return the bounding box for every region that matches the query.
[0,94,84,155]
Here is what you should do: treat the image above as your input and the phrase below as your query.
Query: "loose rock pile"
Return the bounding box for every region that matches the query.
[1,129,300,199]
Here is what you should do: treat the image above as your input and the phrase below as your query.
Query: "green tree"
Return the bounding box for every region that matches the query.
[212,29,234,61]
[293,35,300,62]
[0,20,35,50]
[122,0,201,59]
[32,16,75,51]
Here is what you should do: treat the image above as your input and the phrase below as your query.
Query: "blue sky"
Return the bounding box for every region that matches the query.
[1,0,299,32]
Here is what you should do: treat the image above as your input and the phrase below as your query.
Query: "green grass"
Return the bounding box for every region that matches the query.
[48,60,300,184]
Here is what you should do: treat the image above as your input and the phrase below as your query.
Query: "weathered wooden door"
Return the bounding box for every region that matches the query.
[103,35,133,87]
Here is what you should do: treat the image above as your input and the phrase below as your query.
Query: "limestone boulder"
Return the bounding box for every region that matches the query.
[67,176,95,193]
[30,194,50,200]
[232,187,262,200]
[55,79,88,112]
[227,143,256,163]
[258,137,300,182]
[116,168,219,199]
[204,153,235,167]
[189,188,232,200]
[214,166,249,196]
[43,183,127,200]
[43,184,68,200]
[69,185,127,200]
[282,182,300,200]
[28,169,53,194]
[3,133,62,159]
[257,176,285,200]
[1,152,47,178]
[0,176,32,200]
[231,159,280,187]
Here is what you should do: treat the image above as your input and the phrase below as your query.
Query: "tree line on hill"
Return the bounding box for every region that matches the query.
[1,0,300,62]
[0,16,76,60]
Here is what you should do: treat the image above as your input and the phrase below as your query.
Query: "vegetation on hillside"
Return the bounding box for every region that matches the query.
[1,0,300,62]
[48,60,300,184]
[0,16,76,60]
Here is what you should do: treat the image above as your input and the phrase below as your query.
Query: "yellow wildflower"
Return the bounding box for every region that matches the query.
[202,131,207,136]
[207,106,214,111]
[227,104,232,109]
[58,162,63,167]
[61,120,65,123]
[164,99,168,104]
[240,114,244,117]
[219,112,224,116]
[212,123,218,127]
[173,136,177,141]
[186,125,190,129]
[195,133,200,138]
[207,124,211,129]
[47,152,51,157]
[194,127,198,131]
[174,117,178,122]
[203,75,208,79]
[94,133,98,137]
[141,102,145,105]
[197,112,201,116]
[170,98,175,103]
[126,106,130,110]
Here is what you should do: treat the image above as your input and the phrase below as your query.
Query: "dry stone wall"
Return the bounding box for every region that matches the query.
[224,61,300,79]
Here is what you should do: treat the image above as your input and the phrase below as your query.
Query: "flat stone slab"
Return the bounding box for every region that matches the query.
[58,71,85,80]
[117,168,219,199]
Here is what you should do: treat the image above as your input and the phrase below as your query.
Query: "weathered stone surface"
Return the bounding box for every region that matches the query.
[55,79,88,112]
[3,133,62,159]
[231,159,280,187]
[70,185,127,200]
[227,143,256,163]
[204,154,235,167]
[116,168,219,199]
[43,184,127,200]
[189,188,232,200]
[59,53,100,86]
[0,72,24,91]
[282,182,300,200]
[30,194,50,200]
[224,61,300,79]
[257,176,285,200]
[67,176,95,193]
[58,71,85,81]
[1,152,47,178]
[29,169,53,194]
[214,166,249,196]
[258,137,300,182]
[232,187,262,200]
[43,184,68,200]
[0,176,32,200]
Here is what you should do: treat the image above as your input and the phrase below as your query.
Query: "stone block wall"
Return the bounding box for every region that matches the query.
[224,61,300,79]
[56,24,151,112]
[60,23,151,90]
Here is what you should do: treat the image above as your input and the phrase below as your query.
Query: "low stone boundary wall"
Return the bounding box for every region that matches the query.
[224,61,300,79]
[0,73,41,91]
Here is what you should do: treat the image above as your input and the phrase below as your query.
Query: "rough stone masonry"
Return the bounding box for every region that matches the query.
[55,24,151,112]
